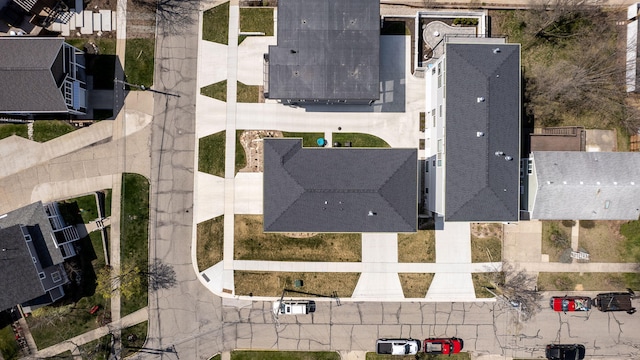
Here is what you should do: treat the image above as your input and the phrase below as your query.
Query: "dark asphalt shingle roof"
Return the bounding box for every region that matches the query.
[267,0,380,101]
[264,139,417,232]
[0,225,46,312]
[0,37,69,113]
[444,43,521,222]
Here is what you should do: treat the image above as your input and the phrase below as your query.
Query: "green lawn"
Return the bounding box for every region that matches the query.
[471,235,502,263]
[538,272,634,291]
[27,233,109,349]
[238,7,274,44]
[125,39,155,89]
[203,2,229,44]
[398,230,435,263]
[199,131,226,177]
[59,194,99,224]
[201,80,227,102]
[0,325,20,360]
[399,273,434,298]
[0,124,27,140]
[236,130,246,174]
[33,121,76,142]
[120,321,148,358]
[78,335,111,360]
[541,221,572,262]
[197,216,224,272]
[232,351,340,360]
[120,173,150,316]
[237,81,260,103]
[282,132,326,147]
[332,133,390,148]
[235,271,360,297]
[66,38,116,55]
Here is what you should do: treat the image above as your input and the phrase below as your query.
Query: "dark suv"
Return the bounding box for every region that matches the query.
[545,344,585,360]
[593,289,637,314]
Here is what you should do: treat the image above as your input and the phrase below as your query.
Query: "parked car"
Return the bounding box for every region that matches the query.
[549,296,591,312]
[272,300,316,315]
[593,290,637,314]
[375,338,421,355]
[545,344,585,360]
[424,337,464,355]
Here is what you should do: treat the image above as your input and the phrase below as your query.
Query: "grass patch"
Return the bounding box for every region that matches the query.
[211,356,221,360]
[367,353,471,360]
[197,216,224,271]
[33,121,76,142]
[27,234,109,349]
[541,221,572,262]
[203,2,229,44]
[120,173,150,316]
[124,38,155,88]
[60,194,99,224]
[282,132,326,147]
[121,321,148,358]
[578,221,631,262]
[398,230,435,262]
[236,130,246,175]
[472,273,503,298]
[238,7,274,44]
[0,124,27,140]
[399,273,433,298]
[201,80,227,102]
[199,131,226,177]
[237,81,260,103]
[235,215,361,261]
[234,271,360,297]
[0,325,20,360]
[232,351,339,360]
[78,335,111,360]
[471,235,502,263]
[332,133,390,148]
[537,273,634,291]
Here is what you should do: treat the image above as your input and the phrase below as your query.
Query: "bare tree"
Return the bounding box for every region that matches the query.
[96,259,177,299]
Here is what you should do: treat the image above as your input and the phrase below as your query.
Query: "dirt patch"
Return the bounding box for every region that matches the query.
[471,223,503,239]
[282,232,318,238]
[238,130,283,173]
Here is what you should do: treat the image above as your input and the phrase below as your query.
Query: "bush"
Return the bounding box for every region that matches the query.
[579,220,595,229]
[561,220,576,227]
[550,228,570,248]
[453,18,479,26]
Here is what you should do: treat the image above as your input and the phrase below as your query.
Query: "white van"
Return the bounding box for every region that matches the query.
[273,300,316,315]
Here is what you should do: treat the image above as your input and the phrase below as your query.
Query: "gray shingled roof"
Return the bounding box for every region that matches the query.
[267,0,380,101]
[0,37,69,113]
[0,201,63,266]
[444,43,521,222]
[264,139,417,232]
[0,225,47,312]
[531,151,640,220]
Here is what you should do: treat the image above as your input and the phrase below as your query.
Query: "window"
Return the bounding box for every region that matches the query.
[51,271,62,282]
[432,109,436,127]
[527,159,533,174]
[438,105,442,118]
[32,257,37,263]
[39,272,46,280]
[437,63,442,88]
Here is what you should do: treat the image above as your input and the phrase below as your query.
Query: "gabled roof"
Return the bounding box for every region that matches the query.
[444,43,521,222]
[0,37,69,113]
[267,0,380,101]
[263,139,417,232]
[0,201,63,265]
[0,225,47,312]
[531,151,640,220]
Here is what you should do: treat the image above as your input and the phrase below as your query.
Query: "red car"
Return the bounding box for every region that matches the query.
[550,296,592,312]
[423,338,464,355]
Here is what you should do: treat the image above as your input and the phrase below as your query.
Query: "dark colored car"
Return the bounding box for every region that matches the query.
[549,296,592,312]
[593,290,637,314]
[545,344,585,360]
[424,338,464,355]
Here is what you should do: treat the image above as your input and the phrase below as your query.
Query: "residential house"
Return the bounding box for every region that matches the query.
[0,37,87,116]
[0,201,80,312]
[264,0,380,105]
[523,151,640,220]
[8,0,72,27]
[263,139,418,232]
[424,40,521,222]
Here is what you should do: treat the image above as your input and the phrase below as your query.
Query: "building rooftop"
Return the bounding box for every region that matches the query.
[263,139,417,232]
[531,151,640,220]
[267,0,380,101]
[444,43,521,222]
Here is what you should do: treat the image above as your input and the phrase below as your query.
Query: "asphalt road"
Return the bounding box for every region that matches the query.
[140,1,640,359]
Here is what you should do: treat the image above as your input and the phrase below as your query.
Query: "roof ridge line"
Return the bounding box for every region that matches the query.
[377,154,415,228]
